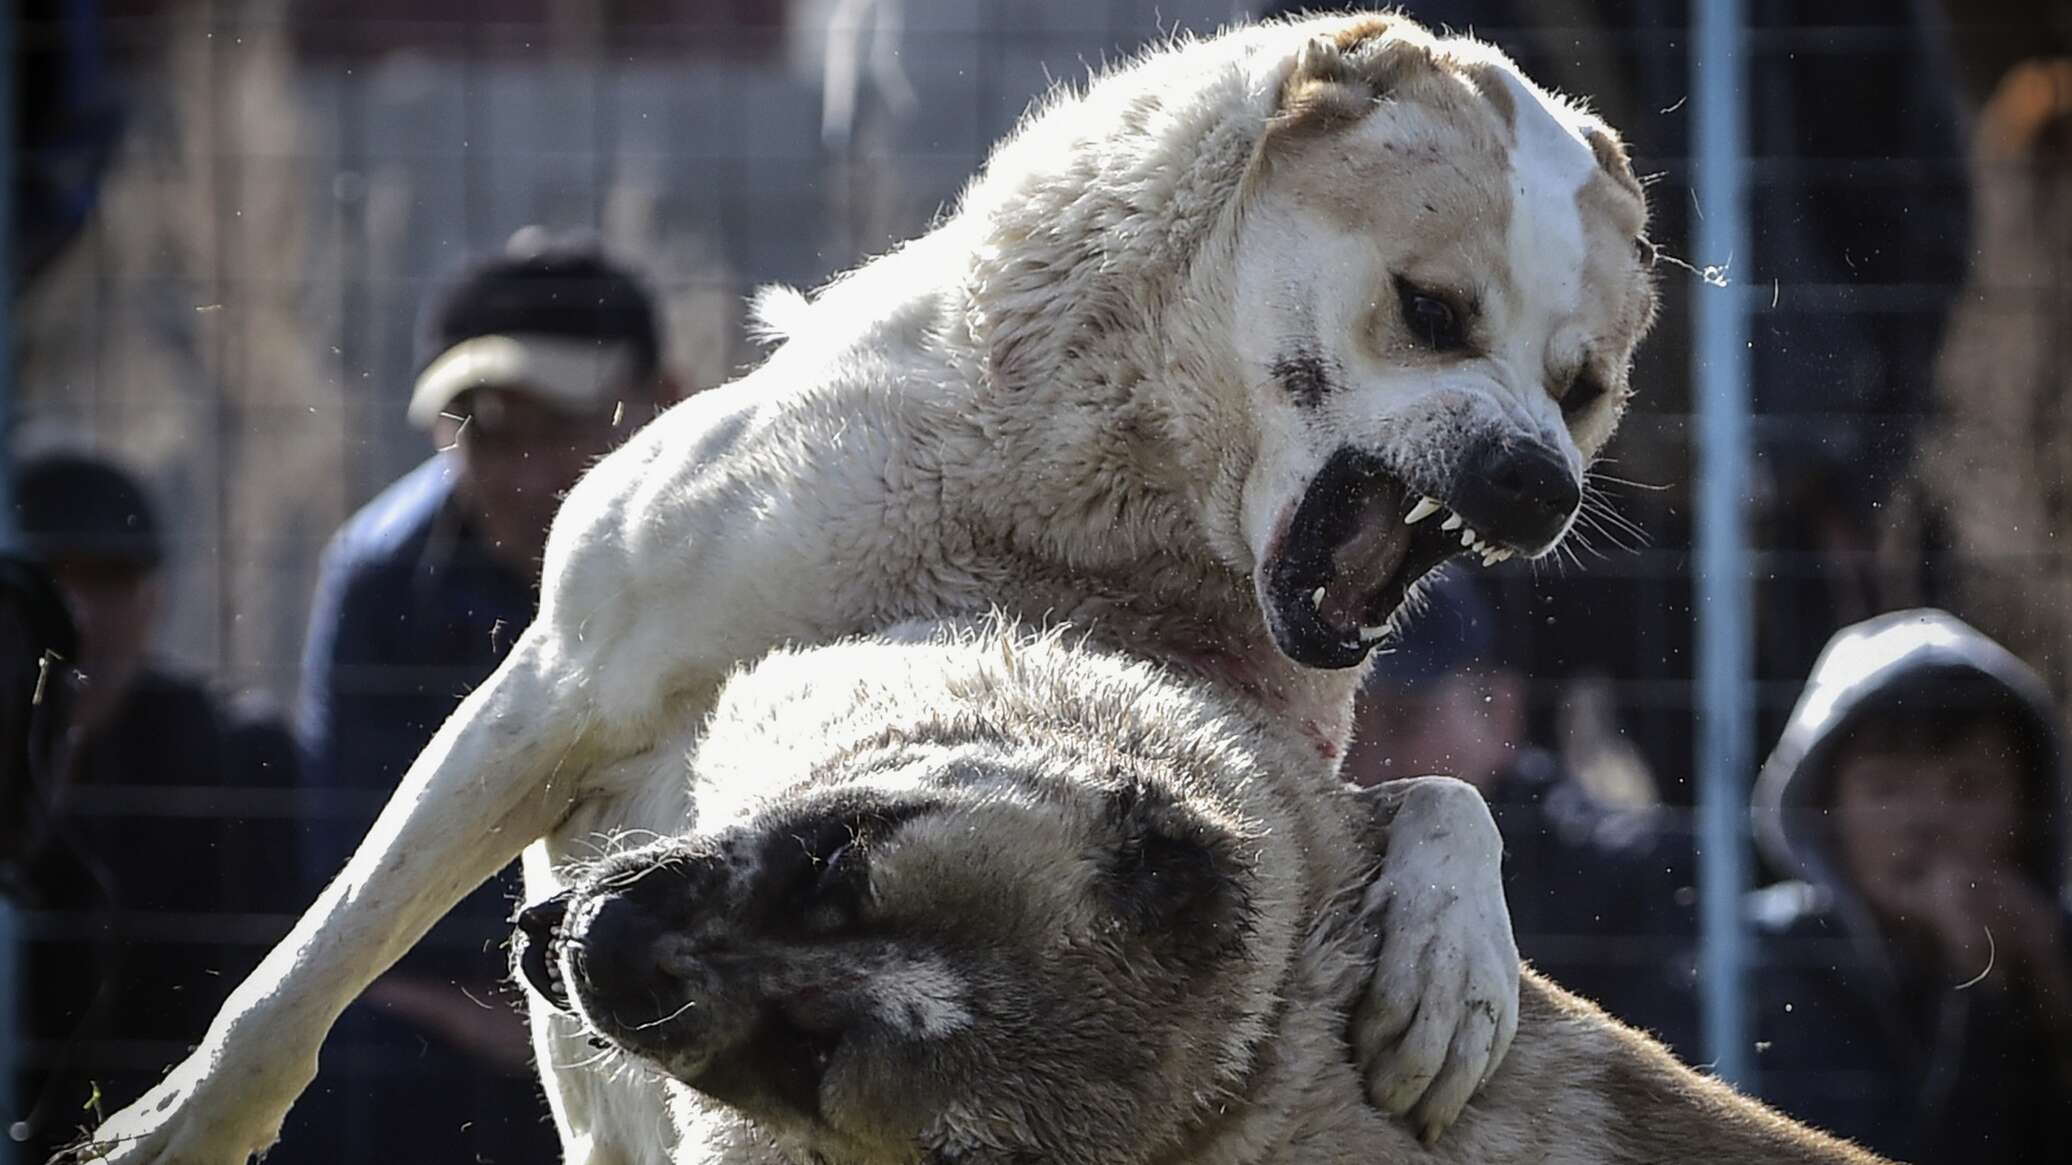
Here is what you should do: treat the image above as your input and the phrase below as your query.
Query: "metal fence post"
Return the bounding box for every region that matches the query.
[1692,0,1755,1089]
[1,0,18,1154]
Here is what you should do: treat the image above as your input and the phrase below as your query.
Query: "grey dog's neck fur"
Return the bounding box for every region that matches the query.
[662,629,1373,1165]
[648,627,1884,1165]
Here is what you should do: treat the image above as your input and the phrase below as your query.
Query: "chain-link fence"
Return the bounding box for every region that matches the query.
[6,0,2069,1162]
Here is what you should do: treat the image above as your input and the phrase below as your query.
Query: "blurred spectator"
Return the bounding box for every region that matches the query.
[4,453,301,1158]
[0,554,80,1154]
[1345,573,1699,1057]
[1749,609,2072,1164]
[291,235,678,1162]
[1883,58,2072,704]
[0,556,77,876]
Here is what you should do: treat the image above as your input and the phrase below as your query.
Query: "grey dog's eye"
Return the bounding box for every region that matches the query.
[810,838,870,917]
[1562,371,1609,418]
[1395,278,1466,352]
[818,841,852,885]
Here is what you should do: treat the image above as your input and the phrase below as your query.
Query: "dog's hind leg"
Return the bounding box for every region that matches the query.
[69,628,603,1165]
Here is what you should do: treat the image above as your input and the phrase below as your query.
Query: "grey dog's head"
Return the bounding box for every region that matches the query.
[516,632,1334,1165]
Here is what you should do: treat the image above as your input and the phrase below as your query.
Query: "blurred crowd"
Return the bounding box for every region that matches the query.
[4,1,2071,1164]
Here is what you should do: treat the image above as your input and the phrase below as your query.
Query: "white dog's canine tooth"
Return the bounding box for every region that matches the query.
[1441,513,1464,532]
[1359,624,1390,642]
[1311,586,1326,609]
[1405,497,1442,525]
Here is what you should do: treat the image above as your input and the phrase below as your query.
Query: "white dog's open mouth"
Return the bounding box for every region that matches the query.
[1259,447,1491,669]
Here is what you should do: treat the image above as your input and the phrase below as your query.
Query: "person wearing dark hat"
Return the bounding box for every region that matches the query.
[13,451,166,743]
[290,237,678,1163]
[0,554,79,894]
[1747,610,2072,1164]
[4,452,302,1159]
[1343,571,1699,1059]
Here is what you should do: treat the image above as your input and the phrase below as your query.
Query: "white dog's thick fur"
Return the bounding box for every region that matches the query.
[77,12,1656,1165]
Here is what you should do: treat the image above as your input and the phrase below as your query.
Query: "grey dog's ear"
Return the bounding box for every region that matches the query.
[1099,783,1251,962]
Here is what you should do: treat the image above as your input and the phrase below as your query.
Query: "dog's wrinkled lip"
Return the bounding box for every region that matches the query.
[1260,447,1462,669]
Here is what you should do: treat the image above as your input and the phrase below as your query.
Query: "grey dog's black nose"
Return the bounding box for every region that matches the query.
[1448,438,1580,552]
[562,863,699,1027]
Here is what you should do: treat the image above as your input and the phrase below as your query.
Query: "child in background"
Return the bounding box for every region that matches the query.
[1751,609,2072,1164]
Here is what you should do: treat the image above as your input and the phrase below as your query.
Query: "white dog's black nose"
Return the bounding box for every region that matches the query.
[1449,439,1580,553]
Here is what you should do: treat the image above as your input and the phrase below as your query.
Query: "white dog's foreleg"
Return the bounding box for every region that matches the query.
[1348,775,1520,1144]
[71,632,598,1165]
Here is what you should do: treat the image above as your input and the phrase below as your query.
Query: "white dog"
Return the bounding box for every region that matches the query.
[77,12,1657,1164]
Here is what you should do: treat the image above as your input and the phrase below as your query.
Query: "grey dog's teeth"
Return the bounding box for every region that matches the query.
[1441,513,1464,532]
[1404,497,1442,525]
[1461,528,1477,548]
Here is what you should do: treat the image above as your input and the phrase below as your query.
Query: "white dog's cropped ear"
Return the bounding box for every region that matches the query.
[1291,35,1351,90]
[1268,18,1436,141]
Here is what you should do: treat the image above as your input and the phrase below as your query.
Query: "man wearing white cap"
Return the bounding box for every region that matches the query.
[289,237,678,1163]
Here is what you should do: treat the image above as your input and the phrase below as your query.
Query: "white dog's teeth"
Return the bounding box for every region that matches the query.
[1359,624,1389,642]
[1490,548,1515,564]
[1440,513,1464,532]
[1405,497,1442,525]
[1311,586,1326,609]
[1461,528,1477,548]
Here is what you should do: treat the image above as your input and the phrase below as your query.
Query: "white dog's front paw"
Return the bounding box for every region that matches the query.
[1350,775,1519,1144]
[60,1046,300,1165]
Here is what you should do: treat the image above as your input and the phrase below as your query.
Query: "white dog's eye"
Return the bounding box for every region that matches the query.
[1394,277,1467,352]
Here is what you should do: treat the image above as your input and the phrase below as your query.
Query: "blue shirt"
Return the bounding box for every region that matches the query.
[288,454,552,1163]
[298,455,532,824]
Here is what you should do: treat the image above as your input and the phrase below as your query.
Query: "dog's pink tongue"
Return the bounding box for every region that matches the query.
[1315,492,1414,634]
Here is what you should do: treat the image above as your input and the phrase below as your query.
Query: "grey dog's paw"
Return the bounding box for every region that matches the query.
[1348,776,1520,1143]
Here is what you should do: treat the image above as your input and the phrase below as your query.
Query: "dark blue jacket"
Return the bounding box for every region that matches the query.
[296,455,532,955]
[289,454,551,1164]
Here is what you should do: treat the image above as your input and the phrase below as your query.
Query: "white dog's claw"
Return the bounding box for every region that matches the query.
[1408,986,1505,1139]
